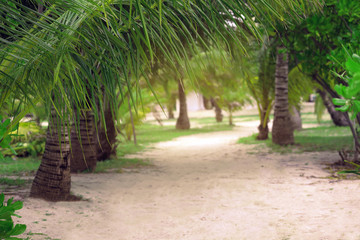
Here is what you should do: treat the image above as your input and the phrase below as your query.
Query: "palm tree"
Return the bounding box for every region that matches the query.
[176,77,191,129]
[272,47,294,145]
[70,109,97,172]
[2,0,322,200]
[30,108,72,201]
[244,41,276,140]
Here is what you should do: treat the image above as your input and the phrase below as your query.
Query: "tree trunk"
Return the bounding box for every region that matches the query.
[290,106,302,131]
[96,105,117,161]
[176,78,190,129]
[70,110,97,173]
[30,109,73,201]
[317,89,348,126]
[211,98,223,122]
[228,105,233,126]
[257,109,269,140]
[167,92,177,119]
[272,47,294,145]
[167,105,175,119]
[203,96,213,110]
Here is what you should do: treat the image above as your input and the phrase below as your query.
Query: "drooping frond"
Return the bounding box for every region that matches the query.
[0,0,323,126]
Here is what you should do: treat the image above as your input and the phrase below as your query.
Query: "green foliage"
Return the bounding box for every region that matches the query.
[286,0,360,82]
[116,88,153,141]
[288,65,314,108]
[0,116,27,239]
[0,193,26,240]
[191,49,250,114]
[0,116,19,160]
[333,54,360,119]
[338,161,360,175]
[0,122,46,158]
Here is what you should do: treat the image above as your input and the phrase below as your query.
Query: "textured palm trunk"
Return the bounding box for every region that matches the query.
[176,78,190,129]
[317,89,348,126]
[70,110,97,172]
[257,109,269,140]
[290,106,302,131]
[30,109,72,201]
[211,98,223,123]
[96,105,117,161]
[272,47,294,145]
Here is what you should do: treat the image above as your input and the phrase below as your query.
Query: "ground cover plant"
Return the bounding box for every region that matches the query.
[0,117,27,239]
[0,193,26,240]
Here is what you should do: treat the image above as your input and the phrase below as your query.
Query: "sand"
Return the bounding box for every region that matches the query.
[15,121,360,240]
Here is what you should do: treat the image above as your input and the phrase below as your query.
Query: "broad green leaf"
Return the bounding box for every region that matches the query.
[346,58,360,75]
[335,104,350,112]
[7,224,26,236]
[332,98,346,105]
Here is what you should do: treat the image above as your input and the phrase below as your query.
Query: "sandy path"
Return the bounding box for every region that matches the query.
[19,125,360,240]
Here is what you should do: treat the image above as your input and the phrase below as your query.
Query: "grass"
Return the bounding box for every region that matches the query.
[238,126,353,154]
[0,177,28,191]
[0,157,40,176]
[0,177,27,186]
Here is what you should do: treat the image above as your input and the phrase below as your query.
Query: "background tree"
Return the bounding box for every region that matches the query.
[284,0,360,126]
[271,47,294,145]
[192,49,250,125]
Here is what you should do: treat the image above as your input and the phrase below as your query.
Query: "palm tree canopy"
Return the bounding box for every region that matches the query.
[0,0,322,127]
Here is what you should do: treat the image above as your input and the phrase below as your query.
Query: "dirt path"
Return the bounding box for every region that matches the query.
[19,125,360,240]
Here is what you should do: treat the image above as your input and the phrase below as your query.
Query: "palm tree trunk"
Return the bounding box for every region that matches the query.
[70,110,97,172]
[211,98,223,122]
[272,47,294,145]
[228,104,233,126]
[167,104,175,119]
[167,92,177,119]
[257,109,269,140]
[203,96,213,110]
[317,89,348,126]
[30,109,72,201]
[96,104,117,161]
[290,106,302,131]
[176,77,190,129]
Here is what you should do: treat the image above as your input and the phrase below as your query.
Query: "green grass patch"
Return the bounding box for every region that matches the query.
[0,177,28,191]
[0,177,27,186]
[238,126,353,154]
[0,157,40,176]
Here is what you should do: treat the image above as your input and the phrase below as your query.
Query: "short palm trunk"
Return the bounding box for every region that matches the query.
[30,110,72,201]
[70,110,97,172]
